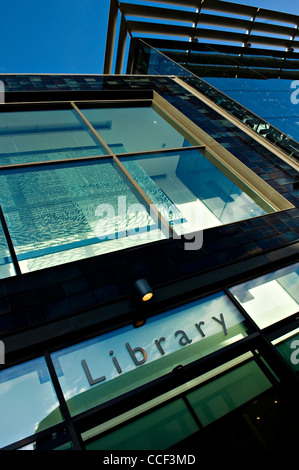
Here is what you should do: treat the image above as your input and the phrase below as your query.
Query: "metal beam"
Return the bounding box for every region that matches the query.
[121,3,197,23]
[103,0,119,74]
[115,14,128,74]
[127,21,195,37]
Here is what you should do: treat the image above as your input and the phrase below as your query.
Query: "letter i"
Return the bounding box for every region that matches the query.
[110,350,122,374]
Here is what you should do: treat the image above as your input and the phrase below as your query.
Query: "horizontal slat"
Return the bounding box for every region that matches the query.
[197,13,250,30]
[124,6,297,43]
[257,8,299,25]
[195,27,247,43]
[201,0,257,17]
[252,21,296,37]
[137,0,199,8]
[137,0,299,26]
[121,3,197,23]
[127,20,194,37]
[129,20,297,48]
[249,34,297,48]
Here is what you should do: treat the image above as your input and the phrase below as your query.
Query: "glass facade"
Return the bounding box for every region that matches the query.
[0,109,107,165]
[0,159,164,273]
[80,106,192,153]
[0,357,63,448]
[0,261,298,450]
[0,72,298,452]
[50,291,248,416]
[230,262,299,329]
[82,357,285,451]
[122,148,273,234]
[0,100,278,277]
[134,41,299,161]
[205,78,299,143]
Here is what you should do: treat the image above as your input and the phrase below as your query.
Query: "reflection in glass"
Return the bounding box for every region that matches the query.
[0,357,63,449]
[122,148,274,235]
[51,291,248,416]
[0,159,164,272]
[230,262,299,329]
[85,399,199,450]
[0,109,107,165]
[187,360,272,426]
[80,106,192,154]
[205,77,299,143]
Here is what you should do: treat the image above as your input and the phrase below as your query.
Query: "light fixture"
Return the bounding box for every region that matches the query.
[134,278,153,302]
[133,318,147,328]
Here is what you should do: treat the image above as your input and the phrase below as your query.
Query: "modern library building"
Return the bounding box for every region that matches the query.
[0,0,299,451]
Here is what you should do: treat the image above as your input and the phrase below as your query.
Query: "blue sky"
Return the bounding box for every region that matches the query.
[0,0,298,74]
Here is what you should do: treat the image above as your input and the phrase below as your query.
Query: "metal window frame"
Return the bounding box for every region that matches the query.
[0,92,291,279]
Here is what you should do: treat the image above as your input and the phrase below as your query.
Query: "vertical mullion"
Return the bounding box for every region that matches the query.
[112,155,174,238]
[71,101,174,239]
[70,101,114,156]
[44,351,84,450]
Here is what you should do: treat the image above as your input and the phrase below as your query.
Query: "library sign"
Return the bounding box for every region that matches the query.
[51,291,247,406]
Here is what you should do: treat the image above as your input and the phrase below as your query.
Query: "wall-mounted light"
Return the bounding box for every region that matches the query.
[133,318,147,328]
[134,278,153,302]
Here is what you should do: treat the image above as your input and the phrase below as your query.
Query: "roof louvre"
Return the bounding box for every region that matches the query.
[104,0,299,76]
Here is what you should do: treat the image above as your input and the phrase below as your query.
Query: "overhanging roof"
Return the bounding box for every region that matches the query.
[104,0,299,75]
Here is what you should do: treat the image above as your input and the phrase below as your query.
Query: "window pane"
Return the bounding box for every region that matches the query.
[230,262,299,329]
[187,360,272,426]
[0,109,107,165]
[85,399,199,450]
[79,106,192,153]
[51,291,248,416]
[0,221,16,279]
[0,357,63,448]
[121,148,274,235]
[0,159,165,273]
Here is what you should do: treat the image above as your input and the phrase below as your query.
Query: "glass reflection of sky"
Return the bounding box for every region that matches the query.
[0,357,62,448]
[51,291,247,411]
[230,262,299,329]
[80,106,192,154]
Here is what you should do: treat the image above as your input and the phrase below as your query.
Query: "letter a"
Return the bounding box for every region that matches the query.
[175,330,192,346]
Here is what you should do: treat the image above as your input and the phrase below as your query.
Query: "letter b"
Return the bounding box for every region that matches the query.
[126,342,147,365]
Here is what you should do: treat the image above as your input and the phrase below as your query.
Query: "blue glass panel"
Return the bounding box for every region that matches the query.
[121,148,273,235]
[80,106,192,153]
[205,77,299,142]
[0,357,63,448]
[0,159,165,273]
[230,262,299,329]
[0,109,107,165]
